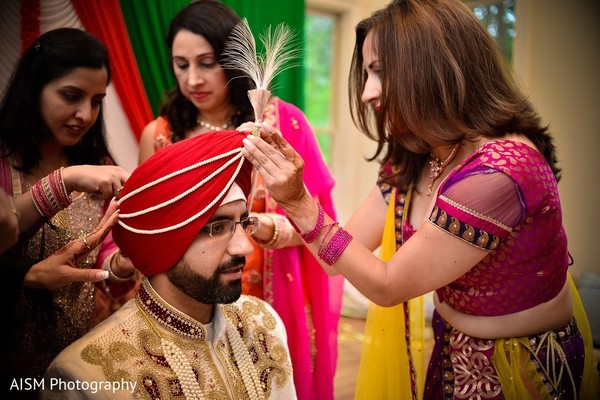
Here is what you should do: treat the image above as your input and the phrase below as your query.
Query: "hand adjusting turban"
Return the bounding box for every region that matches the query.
[113,130,252,276]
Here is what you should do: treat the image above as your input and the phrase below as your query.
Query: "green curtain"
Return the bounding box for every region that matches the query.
[119,0,188,116]
[120,0,305,118]
[223,0,305,110]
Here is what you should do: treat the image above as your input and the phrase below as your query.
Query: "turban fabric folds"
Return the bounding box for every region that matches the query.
[113,130,253,276]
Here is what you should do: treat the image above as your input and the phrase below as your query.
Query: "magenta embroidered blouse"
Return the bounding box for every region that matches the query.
[379,140,569,316]
[422,140,568,316]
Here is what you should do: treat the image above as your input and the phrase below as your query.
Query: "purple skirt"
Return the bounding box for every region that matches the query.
[424,310,585,399]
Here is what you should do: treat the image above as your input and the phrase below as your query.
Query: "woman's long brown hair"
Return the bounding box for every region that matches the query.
[349,0,560,190]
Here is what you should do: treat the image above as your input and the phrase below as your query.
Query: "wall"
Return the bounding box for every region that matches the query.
[306,0,386,225]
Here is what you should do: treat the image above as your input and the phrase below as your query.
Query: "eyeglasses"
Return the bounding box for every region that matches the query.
[201,216,259,238]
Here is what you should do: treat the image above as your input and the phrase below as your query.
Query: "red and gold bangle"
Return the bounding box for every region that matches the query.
[29,168,71,219]
[50,168,71,208]
[30,176,55,218]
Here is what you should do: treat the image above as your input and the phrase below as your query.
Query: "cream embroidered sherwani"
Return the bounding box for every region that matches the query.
[41,279,296,399]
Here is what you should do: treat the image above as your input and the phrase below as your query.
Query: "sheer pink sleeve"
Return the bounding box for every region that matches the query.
[443,171,523,227]
[429,169,523,251]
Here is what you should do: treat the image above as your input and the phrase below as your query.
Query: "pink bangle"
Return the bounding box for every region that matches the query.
[318,227,353,266]
[317,222,338,255]
[301,204,324,244]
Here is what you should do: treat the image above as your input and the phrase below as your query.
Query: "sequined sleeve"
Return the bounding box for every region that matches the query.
[428,168,523,251]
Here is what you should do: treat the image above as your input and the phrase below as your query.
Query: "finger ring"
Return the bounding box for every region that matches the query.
[11,208,20,220]
[82,236,91,251]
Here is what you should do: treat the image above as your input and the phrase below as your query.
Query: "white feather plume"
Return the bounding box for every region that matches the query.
[222,19,299,206]
[222,18,299,122]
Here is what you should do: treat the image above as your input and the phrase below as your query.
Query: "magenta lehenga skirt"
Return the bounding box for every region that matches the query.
[424,310,585,399]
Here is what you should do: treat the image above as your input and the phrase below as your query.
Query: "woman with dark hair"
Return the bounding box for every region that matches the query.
[242,0,600,398]
[138,1,342,398]
[0,27,135,385]
[137,0,253,151]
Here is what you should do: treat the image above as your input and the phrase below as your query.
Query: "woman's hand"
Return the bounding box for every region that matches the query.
[250,212,301,249]
[62,165,130,199]
[106,250,136,281]
[236,121,259,133]
[241,124,309,208]
[23,200,119,290]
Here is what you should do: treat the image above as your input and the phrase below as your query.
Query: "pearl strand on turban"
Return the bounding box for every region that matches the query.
[117,148,245,235]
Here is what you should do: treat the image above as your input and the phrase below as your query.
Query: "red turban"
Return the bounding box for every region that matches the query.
[113,130,253,276]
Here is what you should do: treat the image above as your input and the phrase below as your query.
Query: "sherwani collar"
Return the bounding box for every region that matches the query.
[136,278,227,342]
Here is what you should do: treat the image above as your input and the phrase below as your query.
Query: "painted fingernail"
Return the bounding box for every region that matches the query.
[98,270,109,280]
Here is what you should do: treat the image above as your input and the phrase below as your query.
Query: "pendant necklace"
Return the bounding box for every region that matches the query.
[427,143,460,196]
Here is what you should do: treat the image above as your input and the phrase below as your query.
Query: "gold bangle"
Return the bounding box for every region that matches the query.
[252,214,279,248]
[107,253,133,282]
[265,215,279,247]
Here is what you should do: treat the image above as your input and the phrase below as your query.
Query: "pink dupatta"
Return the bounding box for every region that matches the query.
[264,99,343,400]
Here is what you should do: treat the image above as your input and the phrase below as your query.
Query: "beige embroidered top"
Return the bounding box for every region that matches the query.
[41,279,296,399]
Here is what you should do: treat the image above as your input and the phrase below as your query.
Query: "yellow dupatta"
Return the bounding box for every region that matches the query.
[567,273,600,399]
[354,188,426,399]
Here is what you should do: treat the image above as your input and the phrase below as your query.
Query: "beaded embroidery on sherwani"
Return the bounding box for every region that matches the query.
[80,280,292,399]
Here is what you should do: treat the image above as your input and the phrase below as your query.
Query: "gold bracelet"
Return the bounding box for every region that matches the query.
[107,253,134,282]
[265,214,279,247]
[252,214,279,248]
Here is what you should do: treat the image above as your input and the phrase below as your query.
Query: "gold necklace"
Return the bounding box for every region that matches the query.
[427,143,460,196]
[196,116,232,131]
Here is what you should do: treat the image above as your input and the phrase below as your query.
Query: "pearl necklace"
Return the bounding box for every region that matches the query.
[226,324,264,399]
[137,301,264,400]
[161,338,203,400]
[196,116,232,131]
[427,143,460,196]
